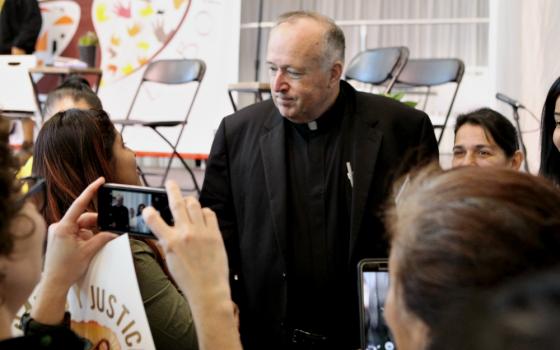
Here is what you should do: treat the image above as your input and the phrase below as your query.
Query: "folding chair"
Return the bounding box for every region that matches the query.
[114,59,206,193]
[394,58,465,145]
[344,47,409,94]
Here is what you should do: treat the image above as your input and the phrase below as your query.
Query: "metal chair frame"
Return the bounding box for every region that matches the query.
[114,59,206,193]
[393,58,465,145]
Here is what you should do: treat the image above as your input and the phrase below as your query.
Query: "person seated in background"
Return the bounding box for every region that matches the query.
[452,108,523,169]
[33,109,199,350]
[43,76,102,118]
[0,119,114,347]
[18,75,103,179]
[429,267,560,350]
[383,165,560,349]
[539,76,560,184]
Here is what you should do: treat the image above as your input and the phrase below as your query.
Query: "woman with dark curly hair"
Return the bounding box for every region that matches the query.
[539,76,560,184]
[0,118,114,347]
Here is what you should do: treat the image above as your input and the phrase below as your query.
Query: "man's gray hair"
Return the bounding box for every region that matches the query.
[275,11,345,68]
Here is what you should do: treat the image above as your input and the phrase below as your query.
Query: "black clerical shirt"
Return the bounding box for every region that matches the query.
[284,90,352,336]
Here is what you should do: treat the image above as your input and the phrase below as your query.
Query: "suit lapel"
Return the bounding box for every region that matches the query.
[260,111,288,261]
[348,112,383,262]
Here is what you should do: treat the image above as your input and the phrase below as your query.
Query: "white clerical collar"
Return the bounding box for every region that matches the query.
[307,121,318,130]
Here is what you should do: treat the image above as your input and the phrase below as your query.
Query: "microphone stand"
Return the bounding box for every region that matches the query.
[510,105,530,173]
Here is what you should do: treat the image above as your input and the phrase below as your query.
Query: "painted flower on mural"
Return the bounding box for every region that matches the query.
[92,0,191,82]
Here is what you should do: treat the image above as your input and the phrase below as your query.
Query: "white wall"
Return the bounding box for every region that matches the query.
[490,0,560,173]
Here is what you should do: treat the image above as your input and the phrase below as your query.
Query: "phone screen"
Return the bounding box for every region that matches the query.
[359,260,396,350]
[98,184,173,238]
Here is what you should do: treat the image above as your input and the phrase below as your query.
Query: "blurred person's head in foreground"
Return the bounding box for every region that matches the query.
[384,164,560,349]
[429,267,560,350]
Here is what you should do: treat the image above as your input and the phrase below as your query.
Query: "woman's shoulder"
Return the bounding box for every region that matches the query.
[129,237,154,254]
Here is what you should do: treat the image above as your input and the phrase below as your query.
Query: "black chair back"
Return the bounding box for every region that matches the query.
[143,59,206,85]
[395,58,465,145]
[345,47,409,93]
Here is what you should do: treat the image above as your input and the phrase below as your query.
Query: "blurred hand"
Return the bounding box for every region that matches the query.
[143,181,230,300]
[42,177,116,290]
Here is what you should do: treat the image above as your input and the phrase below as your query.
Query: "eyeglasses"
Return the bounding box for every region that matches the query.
[17,176,46,213]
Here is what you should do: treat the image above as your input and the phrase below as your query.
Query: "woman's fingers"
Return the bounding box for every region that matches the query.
[63,177,105,223]
[82,232,117,259]
[185,197,205,225]
[77,212,98,229]
[165,180,189,226]
[143,207,173,243]
[202,208,219,232]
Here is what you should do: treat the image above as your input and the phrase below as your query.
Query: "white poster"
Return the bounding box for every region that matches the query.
[68,234,155,350]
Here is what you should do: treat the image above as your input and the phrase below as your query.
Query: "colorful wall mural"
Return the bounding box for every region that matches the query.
[34,0,241,155]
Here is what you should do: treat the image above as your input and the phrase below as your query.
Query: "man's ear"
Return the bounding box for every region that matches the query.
[511,150,524,171]
[329,61,343,87]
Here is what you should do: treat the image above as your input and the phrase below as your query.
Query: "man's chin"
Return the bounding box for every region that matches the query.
[275,106,309,124]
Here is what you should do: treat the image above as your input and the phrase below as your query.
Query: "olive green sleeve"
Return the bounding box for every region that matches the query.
[130,239,199,350]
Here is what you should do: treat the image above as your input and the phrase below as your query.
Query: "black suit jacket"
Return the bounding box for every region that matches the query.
[200,81,438,349]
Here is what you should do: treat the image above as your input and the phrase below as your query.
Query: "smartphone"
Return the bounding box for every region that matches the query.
[97,183,173,238]
[357,258,396,350]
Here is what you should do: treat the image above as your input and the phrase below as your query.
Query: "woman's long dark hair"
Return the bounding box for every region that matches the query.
[539,76,560,184]
[33,109,116,224]
[33,109,174,282]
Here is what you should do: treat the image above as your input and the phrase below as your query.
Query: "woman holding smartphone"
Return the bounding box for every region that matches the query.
[33,109,199,350]
[0,127,114,347]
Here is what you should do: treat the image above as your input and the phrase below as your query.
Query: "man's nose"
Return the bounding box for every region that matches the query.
[271,70,288,92]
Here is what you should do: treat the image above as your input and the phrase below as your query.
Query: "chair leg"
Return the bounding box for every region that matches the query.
[150,127,200,194]
[137,165,151,186]
[161,150,201,194]
[437,127,445,146]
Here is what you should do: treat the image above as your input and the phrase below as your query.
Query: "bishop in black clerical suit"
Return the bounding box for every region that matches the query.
[200,11,439,350]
